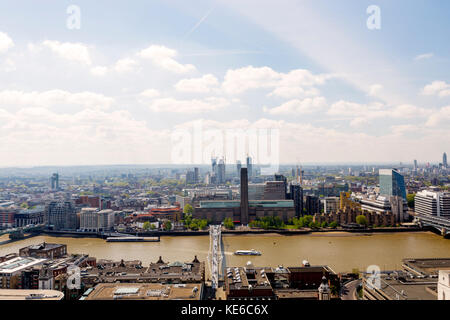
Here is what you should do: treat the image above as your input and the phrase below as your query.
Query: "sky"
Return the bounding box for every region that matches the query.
[0,0,449,167]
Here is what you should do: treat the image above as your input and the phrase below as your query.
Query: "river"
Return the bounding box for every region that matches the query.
[1,231,449,274]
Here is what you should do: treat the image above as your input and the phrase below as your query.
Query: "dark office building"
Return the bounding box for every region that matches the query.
[194,168,199,184]
[289,184,304,217]
[274,174,288,199]
[305,195,320,215]
[240,168,249,225]
[263,181,287,200]
[50,173,59,190]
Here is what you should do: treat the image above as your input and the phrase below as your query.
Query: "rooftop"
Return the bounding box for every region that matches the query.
[0,289,64,300]
[83,283,202,300]
[0,256,47,274]
[402,258,450,276]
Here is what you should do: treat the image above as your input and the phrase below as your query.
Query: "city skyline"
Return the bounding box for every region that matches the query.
[0,1,449,166]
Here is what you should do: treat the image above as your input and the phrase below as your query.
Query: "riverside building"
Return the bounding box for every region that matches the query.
[415,189,450,217]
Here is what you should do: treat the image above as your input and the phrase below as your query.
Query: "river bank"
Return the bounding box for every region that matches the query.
[36,225,426,238]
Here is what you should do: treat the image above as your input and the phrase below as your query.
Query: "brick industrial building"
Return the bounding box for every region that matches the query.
[193,168,295,224]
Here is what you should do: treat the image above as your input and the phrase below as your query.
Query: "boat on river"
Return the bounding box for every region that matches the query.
[234,249,261,256]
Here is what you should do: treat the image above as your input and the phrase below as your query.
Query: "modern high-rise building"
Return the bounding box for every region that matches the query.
[379,169,407,199]
[50,173,59,190]
[194,167,199,184]
[415,189,450,217]
[211,157,217,174]
[45,201,77,230]
[246,156,253,178]
[186,170,196,185]
[236,161,242,177]
[217,158,226,184]
[444,152,448,168]
[414,160,418,171]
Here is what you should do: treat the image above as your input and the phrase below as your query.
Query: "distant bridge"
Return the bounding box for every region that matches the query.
[415,214,450,236]
[0,224,45,238]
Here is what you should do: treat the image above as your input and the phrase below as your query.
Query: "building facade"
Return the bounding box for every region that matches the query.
[415,189,450,217]
[379,169,407,199]
[45,201,77,230]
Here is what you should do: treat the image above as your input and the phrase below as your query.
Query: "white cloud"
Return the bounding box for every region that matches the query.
[349,118,369,128]
[327,100,430,120]
[222,66,332,96]
[148,97,229,113]
[0,32,14,53]
[0,107,170,166]
[263,97,327,115]
[0,90,114,110]
[1,58,16,72]
[114,58,139,73]
[422,81,450,97]
[42,40,92,65]
[175,74,219,93]
[390,124,416,135]
[139,89,160,99]
[368,84,383,96]
[222,66,279,94]
[138,45,196,74]
[268,86,320,99]
[414,53,434,61]
[426,105,450,126]
[90,66,108,76]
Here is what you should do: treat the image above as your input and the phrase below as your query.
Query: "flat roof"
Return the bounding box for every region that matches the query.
[84,283,203,300]
[0,256,47,274]
[403,258,450,275]
[377,278,437,300]
[0,289,64,300]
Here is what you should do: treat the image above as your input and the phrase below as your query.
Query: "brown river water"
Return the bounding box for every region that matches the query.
[1,231,449,275]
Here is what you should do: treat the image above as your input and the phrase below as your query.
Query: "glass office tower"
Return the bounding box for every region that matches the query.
[379,169,407,199]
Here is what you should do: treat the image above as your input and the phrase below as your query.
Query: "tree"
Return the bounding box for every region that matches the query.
[183,213,193,228]
[309,221,320,229]
[163,220,172,231]
[198,219,208,230]
[184,204,194,214]
[406,194,415,209]
[223,218,235,230]
[329,221,338,229]
[356,215,368,226]
[320,221,328,228]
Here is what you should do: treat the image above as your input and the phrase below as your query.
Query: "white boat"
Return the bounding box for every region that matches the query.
[234,249,261,256]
